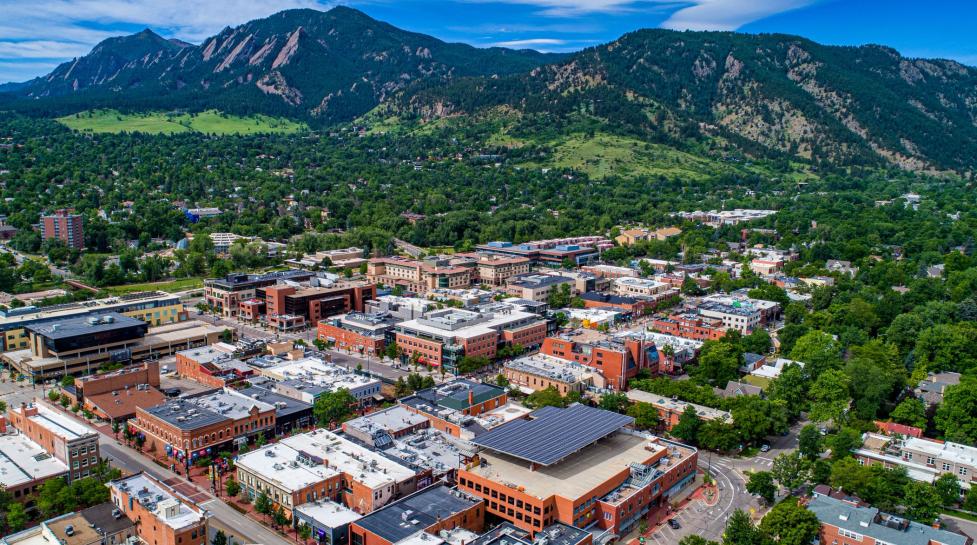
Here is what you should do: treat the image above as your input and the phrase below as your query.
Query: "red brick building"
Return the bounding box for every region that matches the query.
[40,209,84,249]
[650,313,727,341]
[349,485,485,545]
[540,333,660,391]
[109,472,210,545]
[7,401,100,482]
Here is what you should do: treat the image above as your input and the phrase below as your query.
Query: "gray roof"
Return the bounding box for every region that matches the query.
[808,495,968,545]
[354,485,480,543]
[81,502,136,536]
[238,379,312,418]
[472,404,634,466]
[143,399,230,430]
[27,312,145,339]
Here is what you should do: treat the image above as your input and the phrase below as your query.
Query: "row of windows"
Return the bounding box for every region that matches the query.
[72,456,98,469]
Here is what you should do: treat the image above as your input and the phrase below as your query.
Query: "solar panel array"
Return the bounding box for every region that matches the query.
[472,403,634,466]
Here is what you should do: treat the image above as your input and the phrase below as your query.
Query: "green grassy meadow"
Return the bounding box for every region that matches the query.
[58,109,308,135]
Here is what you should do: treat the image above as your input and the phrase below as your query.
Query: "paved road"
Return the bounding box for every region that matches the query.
[942,514,977,541]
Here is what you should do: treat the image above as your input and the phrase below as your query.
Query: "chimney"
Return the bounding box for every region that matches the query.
[468,389,474,407]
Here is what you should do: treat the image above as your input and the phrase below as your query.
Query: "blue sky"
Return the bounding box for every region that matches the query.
[1,0,975,84]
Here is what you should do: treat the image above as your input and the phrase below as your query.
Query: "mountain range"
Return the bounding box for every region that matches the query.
[3,6,977,174]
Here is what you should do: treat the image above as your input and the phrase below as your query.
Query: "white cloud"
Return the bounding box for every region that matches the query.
[660,0,819,31]
[491,38,568,47]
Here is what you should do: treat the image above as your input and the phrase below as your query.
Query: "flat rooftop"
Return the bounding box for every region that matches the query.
[27,312,145,339]
[236,443,339,493]
[0,291,178,327]
[469,431,661,500]
[141,398,230,431]
[109,473,205,530]
[355,485,481,544]
[0,432,69,488]
[626,390,732,421]
[25,403,98,440]
[295,499,362,528]
[281,429,416,489]
[387,428,476,474]
[402,380,505,413]
[259,357,380,390]
[808,494,967,545]
[504,355,593,384]
[345,405,428,437]
[472,404,633,466]
[184,388,275,420]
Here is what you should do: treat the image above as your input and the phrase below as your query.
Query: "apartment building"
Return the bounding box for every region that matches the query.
[455,253,532,287]
[317,312,399,355]
[854,432,977,489]
[7,402,99,482]
[367,257,473,293]
[281,429,426,514]
[349,485,485,545]
[625,390,732,430]
[235,442,342,518]
[40,209,84,249]
[204,270,315,317]
[0,415,70,504]
[807,494,968,545]
[0,290,185,352]
[108,473,210,545]
[458,404,698,536]
[395,303,546,373]
[503,354,600,395]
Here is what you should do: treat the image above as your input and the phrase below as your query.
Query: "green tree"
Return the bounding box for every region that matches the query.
[61,375,74,388]
[826,428,862,460]
[722,509,767,545]
[771,452,810,492]
[693,340,743,387]
[671,405,702,444]
[934,473,962,506]
[255,490,272,518]
[524,386,569,409]
[598,392,630,413]
[934,382,977,444]
[890,397,927,429]
[767,363,807,418]
[273,505,290,529]
[903,481,942,524]
[789,330,842,379]
[313,388,357,427]
[698,420,739,452]
[797,424,823,460]
[680,537,719,545]
[298,524,312,544]
[759,498,820,545]
[225,477,241,498]
[212,530,228,545]
[807,369,851,424]
[746,471,777,504]
[6,501,27,531]
[627,402,661,431]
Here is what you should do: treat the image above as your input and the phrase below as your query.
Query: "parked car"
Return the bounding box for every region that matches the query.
[668,519,681,529]
[760,444,771,453]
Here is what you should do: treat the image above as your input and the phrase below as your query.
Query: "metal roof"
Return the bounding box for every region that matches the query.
[27,312,146,339]
[354,485,480,543]
[472,404,633,466]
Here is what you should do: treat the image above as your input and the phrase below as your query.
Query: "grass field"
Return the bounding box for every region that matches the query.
[58,109,308,135]
[102,277,204,295]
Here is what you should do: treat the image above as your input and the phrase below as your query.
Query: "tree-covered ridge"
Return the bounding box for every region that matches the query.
[5,7,560,124]
[398,29,977,173]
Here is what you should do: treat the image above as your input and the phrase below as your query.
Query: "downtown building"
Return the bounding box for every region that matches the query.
[394,303,547,373]
[6,401,100,483]
[108,472,210,545]
[457,404,698,536]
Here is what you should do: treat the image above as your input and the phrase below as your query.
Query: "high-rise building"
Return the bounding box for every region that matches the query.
[40,209,84,249]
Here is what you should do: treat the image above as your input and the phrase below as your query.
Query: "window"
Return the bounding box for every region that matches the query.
[960,467,968,476]
[943,463,952,471]
[926,457,935,465]
[838,529,863,541]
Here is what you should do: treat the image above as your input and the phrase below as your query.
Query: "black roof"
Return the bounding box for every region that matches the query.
[80,502,135,536]
[354,485,480,543]
[472,404,633,466]
[579,292,640,305]
[240,378,312,418]
[143,398,230,430]
[27,312,146,339]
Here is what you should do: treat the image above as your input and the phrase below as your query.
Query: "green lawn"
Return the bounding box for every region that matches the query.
[58,109,308,135]
[102,277,204,295]
[743,375,772,390]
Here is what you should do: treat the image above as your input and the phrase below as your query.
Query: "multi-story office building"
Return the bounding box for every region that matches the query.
[539,331,660,391]
[317,312,399,355]
[108,473,210,545]
[458,404,698,536]
[505,274,576,303]
[7,401,99,482]
[476,239,607,267]
[394,304,547,373]
[246,282,376,331]
[367,257,473,293]
[0,290,185,352]
[454,253,532,287]
[40,209,84,249]
[203,270,314,317]
[1,313,222,382]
